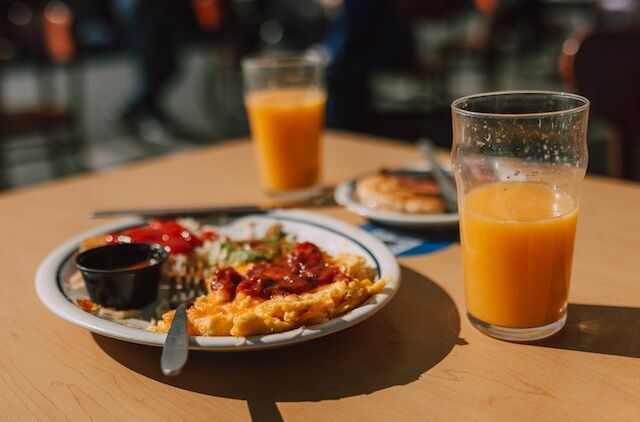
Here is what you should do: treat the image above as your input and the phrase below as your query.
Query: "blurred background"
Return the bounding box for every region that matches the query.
[1,0,639,192]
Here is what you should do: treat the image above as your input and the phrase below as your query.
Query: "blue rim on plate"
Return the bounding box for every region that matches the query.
[35,210,401,351]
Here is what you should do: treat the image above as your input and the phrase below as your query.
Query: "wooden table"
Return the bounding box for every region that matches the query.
[1,132,638,421]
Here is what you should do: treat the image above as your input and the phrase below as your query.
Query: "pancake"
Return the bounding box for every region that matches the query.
[355,172,446,214]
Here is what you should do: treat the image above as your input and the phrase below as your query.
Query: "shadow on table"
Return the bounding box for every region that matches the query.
[368,222,460,243]
[531,303,640,358]
[93,266,462,422]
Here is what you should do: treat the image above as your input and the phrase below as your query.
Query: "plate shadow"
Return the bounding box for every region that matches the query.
[93,266,462,420]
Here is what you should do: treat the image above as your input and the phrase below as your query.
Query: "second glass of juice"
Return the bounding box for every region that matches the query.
[242,52,326,199]
[451,91,589,341]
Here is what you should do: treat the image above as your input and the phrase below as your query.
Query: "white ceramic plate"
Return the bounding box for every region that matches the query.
[334,165,459,228]
[35,210,400,351]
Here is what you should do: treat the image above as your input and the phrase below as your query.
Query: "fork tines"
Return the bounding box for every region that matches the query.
[168,262,208,309]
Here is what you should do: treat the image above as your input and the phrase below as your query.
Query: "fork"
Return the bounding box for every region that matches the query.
[167,262,208,309]
[160,263,208,377]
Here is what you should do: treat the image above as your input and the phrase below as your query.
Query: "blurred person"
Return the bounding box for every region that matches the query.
[473,0,545,81]
[489,0,544,51]
[111,0,182,144]
[322,0,415,132]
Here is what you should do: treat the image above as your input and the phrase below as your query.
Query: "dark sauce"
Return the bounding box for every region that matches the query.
[211,242,349,300]
[117,257,160,271]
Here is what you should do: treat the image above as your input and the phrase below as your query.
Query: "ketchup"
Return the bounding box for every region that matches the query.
[105,219,205,255]
[211,242,349,299]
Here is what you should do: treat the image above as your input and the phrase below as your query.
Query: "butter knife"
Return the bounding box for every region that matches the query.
[92,205,266,219]
[90,187,337,219]
[160,304,189,376]
[418,138,458,212]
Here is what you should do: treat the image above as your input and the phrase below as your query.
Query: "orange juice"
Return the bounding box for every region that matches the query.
[460,182,578,328]
[245,88,326,193]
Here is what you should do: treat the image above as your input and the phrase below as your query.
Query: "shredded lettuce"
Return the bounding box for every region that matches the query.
[205,224,293,267]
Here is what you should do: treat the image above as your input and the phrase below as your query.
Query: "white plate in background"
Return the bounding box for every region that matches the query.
[335,165,459,228]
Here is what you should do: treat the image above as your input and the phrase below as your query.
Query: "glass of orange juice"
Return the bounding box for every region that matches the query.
[451,91,590,341]
[242,52,327,199]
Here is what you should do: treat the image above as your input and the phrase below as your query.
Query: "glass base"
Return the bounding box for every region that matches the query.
[467,312,567,342]
[264,185,322,202]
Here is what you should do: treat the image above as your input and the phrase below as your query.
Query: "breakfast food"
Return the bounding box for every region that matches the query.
[355,170,446,214]
[74,219,386,337]
[152,241,383,336]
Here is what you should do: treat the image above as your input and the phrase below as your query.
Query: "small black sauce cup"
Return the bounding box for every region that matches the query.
[75,243,168,310]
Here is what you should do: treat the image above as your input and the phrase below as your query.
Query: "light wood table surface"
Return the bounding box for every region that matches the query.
[1,132,639,421]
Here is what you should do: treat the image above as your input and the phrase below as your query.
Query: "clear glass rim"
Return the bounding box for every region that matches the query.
[451,90,590,119]
[241,50,327,70]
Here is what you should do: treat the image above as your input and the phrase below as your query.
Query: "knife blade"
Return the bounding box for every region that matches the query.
[160,304,189,377]
[417,138,458,212]
[90,187,337,219]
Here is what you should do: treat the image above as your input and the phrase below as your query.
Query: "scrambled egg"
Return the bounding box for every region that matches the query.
[151,254,385,337]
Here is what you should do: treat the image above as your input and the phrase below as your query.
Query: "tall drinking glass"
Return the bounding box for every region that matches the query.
[451,91,589,341]
[242,52,326,199]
